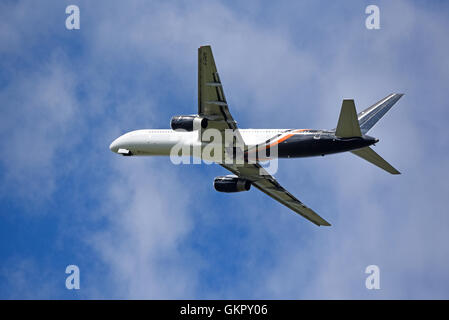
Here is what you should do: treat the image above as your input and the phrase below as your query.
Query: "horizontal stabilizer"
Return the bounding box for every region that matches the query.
[351,147,400,174]
[335,99,362,138]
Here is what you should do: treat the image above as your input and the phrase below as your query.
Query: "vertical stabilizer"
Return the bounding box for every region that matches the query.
[335,99,362,138]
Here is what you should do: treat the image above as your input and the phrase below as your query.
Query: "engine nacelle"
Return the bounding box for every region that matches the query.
[170,115,208,131]
[214,175,251,193]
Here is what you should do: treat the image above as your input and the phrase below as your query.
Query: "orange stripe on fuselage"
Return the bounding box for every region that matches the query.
[265,129,308,149]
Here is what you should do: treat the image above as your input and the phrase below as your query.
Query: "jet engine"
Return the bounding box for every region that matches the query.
[214,175,251,193]
[170,115,208,131]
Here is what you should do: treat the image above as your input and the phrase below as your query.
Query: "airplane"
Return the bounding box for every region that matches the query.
[109,45,403,226]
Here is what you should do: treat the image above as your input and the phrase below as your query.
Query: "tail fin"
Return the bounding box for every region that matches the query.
[335,99,362,138]
[351,147,400,174]
[358,93,403,133]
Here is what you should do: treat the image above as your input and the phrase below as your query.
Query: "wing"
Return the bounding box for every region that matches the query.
[201,45,329,226]
[198,45,238,131]
[220,162,331,226]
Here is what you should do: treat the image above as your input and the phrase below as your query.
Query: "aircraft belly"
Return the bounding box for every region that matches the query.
[277,135,371,158]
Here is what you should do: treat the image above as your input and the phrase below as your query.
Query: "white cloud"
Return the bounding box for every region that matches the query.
[86,158,199,298]
[0,258,61,299]
[0,51,80,204]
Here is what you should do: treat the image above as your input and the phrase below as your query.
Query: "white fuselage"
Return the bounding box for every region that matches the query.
[109,128,297,157]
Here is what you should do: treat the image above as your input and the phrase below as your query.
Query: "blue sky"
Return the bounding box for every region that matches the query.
[1,0,449,299]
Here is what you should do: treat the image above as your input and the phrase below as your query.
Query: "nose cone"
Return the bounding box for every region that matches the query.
[109,139,119,153]
[109,130,146,154]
